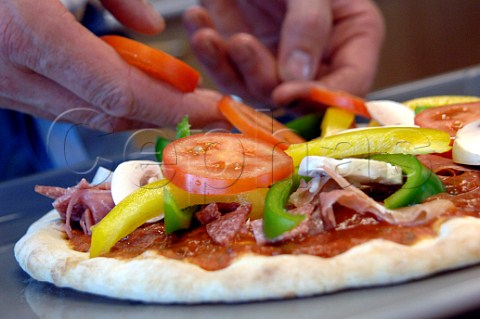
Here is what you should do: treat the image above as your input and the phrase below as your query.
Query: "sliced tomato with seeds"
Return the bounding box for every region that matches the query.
[161,133,293,195]
[101,35,200,92]
[307,87,371,119]
[218,96,305,150]
[414,102,480,137]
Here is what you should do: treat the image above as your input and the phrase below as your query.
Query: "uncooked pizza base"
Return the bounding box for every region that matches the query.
[14,210,480,304]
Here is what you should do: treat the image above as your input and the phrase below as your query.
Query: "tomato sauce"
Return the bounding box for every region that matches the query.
[69,170,480,271]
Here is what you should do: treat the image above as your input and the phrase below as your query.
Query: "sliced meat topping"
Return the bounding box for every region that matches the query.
[417,154,474,176]
[320,165,455,227]
[35,179,114,237]
[206,204,251,246]
[195,203,222,225]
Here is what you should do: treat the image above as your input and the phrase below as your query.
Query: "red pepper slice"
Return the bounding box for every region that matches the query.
[101,35,200,92]
[218,96,306,150]
[307,87,371,119]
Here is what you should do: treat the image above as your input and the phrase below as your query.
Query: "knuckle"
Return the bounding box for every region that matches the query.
[0,16,28,64]
[89,78,136,118]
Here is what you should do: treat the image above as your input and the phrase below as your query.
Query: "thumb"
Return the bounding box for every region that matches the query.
[177,89,231,131]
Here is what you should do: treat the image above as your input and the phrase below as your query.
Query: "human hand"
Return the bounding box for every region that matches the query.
[183,0,384,107]
[0,0,227,132]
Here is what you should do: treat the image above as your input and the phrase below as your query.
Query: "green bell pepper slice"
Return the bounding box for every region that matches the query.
[263,177,306,239]
[285,113,322,141]
[155,137,170,162]
[175,115,191,139]
[163,188,198,234]
[155,115,191,162]
[370,154,445,209]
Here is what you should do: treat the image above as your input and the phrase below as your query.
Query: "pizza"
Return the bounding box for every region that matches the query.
[14,95,480,304]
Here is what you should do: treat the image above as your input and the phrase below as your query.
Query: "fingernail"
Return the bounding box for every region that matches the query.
[283,50,313,81]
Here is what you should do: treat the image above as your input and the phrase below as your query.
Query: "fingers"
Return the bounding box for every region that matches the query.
[100,0,165,34]
[278,0,333,81]
[198,0,250,36]
[1,58,226,131]
[0,64,147,132]
[183,6,214,35]
[274,0,384,105]
[319,0,384,96]
[180,89,231,130]
[184,5,280,105]
[226,34,279,105]
[271,81,317,106]
[2,1,226,131]
[184,7,250,99]
[188,28,257,100]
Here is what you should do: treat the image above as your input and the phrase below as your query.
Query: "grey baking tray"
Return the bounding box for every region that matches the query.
[2,65,480,319]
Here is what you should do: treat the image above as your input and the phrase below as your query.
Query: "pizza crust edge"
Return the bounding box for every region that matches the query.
[14,210,480,303]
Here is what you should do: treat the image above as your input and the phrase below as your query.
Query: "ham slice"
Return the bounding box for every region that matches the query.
[320,165,455,227]
[35,179,114,237]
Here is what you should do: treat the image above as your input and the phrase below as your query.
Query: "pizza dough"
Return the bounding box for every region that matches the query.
[14,210,480,303]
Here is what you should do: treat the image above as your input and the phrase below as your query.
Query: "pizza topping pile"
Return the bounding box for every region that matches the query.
[33,92,480,271]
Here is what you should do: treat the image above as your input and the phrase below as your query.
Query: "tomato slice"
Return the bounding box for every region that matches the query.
[307,87,371,119]
[161,133,293,195]
[101,35,200,92]
[414,101,480,137]
[218,96,305,150]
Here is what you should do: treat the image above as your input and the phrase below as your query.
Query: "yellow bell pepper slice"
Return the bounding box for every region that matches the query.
[90,179,168,257]
[90,180,268,257]
[320,107,355,137]
[286,126,452,167]
[403,95,480,111]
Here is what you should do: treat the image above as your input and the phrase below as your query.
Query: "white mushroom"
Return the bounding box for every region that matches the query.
[365,100,415,126]
[452,119,480,166]
[111,160,163,205]
[298,156,403,189]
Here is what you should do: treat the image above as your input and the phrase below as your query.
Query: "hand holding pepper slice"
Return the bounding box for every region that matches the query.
[370,154,445,209]
[263,177,305,239]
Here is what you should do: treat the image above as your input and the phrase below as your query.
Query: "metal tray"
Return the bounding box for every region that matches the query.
[2,65,480,319]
